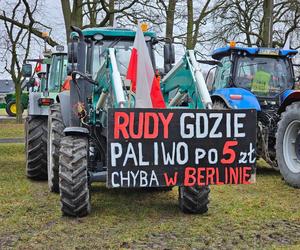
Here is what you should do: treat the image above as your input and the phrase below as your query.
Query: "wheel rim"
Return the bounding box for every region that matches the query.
[10,103,17,114]
[283,120,300,173]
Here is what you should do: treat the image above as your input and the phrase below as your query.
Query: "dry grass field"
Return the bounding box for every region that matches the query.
[0,121,300,249]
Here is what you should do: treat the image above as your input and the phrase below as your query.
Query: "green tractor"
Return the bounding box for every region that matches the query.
[0,79,29,117]
[47,26,218,217]
[23,46,68,181]
[4,92,28,117]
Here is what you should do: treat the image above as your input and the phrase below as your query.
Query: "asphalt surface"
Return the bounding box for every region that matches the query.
[0,138,24,143]
[0,115,16,121]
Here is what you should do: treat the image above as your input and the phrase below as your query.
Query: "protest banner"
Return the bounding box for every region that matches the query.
[107,108,256,188]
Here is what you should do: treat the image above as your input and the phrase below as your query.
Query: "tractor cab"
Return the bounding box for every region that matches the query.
[47,46,68,92]
[211,43,298,110]
[67,26,161,126]
[210,43,300,188]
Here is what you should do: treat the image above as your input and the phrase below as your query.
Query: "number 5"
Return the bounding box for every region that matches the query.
[221,141,238,164]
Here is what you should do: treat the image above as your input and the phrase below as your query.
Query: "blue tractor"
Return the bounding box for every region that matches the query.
[210,43,300,187]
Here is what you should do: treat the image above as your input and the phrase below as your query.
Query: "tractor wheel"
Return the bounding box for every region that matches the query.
[276,102,300,188]
[178,186,210,214]
[26,116,48,180]
[59,135,91,217]
[47,103,65,193]
[6,101,23,117]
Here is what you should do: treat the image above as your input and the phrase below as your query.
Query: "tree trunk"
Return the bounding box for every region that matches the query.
[186,0,194,49]
[109,0,115,26]
[15,82,22,124]
[165,0,177,42]
[262,0,273,47]
[61,0,83,43]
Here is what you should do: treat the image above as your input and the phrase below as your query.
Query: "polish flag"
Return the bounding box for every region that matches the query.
[126,25,166,108]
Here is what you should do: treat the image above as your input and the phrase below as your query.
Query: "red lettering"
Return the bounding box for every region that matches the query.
[206,167,215,185]
[144,112,159,139]
[184,167,196,186]
[164,172,178,186]
[197,168,205,186]
[158,112,173,139]
[129,112,144,139]
[239,166,243,184]
[215,168,224,185]
[221,141,238,164]
[229,167,239,184]
[114,112,129,139]
[243,167,252,184]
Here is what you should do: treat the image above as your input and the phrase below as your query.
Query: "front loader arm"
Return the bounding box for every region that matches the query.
[161,50,212,109]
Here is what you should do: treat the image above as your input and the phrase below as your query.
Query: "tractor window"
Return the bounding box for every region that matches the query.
[48,54,68,91]
[235,56,294,95]
[92,40,134,80]
[92,39,156,80]
[213,57,232,90]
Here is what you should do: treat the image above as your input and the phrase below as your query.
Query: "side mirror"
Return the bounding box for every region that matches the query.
[68,41,78,64]
[164,43,175,74]
[164,43,175,65]
[22,64,32,78]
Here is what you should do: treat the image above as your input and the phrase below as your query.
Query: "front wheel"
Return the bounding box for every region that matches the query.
[178,186,210,214]
[276,102,300,188]
[59,135,91,217]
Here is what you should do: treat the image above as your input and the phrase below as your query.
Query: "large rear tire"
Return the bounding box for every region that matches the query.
[48,104,65,193]
[276,102,300,188]
[26,116,48,180]
[59,135,91,217]
[178,186,210,214]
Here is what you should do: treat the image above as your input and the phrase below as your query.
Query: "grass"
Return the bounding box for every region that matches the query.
[0,142,300,249]
[0,122,24,138]
[0,108,6,116]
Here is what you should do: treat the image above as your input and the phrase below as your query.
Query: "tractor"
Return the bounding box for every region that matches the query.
[4,92,28,117]
[210,42,300,187]
[0,79,28,117]
[22,46,68,181]
[48,25,218,217]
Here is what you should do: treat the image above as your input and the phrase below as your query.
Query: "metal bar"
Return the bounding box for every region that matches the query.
[188,50,213,109]
[89,171,107,183]
[108,48,126,108]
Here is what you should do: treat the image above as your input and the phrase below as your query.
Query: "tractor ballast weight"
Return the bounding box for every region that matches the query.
[53,26,215,217]
[210,45,300,187]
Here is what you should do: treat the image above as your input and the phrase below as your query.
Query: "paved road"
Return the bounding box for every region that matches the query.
[0,138,24,143]
[0,115,16,121]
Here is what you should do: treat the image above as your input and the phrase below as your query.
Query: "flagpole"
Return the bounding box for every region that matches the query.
[129,83,133,108]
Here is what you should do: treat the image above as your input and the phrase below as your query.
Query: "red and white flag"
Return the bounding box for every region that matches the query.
[126,25,166,108]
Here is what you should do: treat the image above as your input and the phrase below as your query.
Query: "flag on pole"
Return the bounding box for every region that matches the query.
[126,24,166,108]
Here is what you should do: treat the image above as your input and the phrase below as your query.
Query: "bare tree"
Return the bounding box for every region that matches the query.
[0,0,41,123]
[211,0,300,49]
[61,0,139,42]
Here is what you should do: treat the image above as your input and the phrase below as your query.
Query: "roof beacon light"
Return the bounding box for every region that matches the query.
[230,94,242,100]
[141,23,148,32]
[229,41,236,48]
